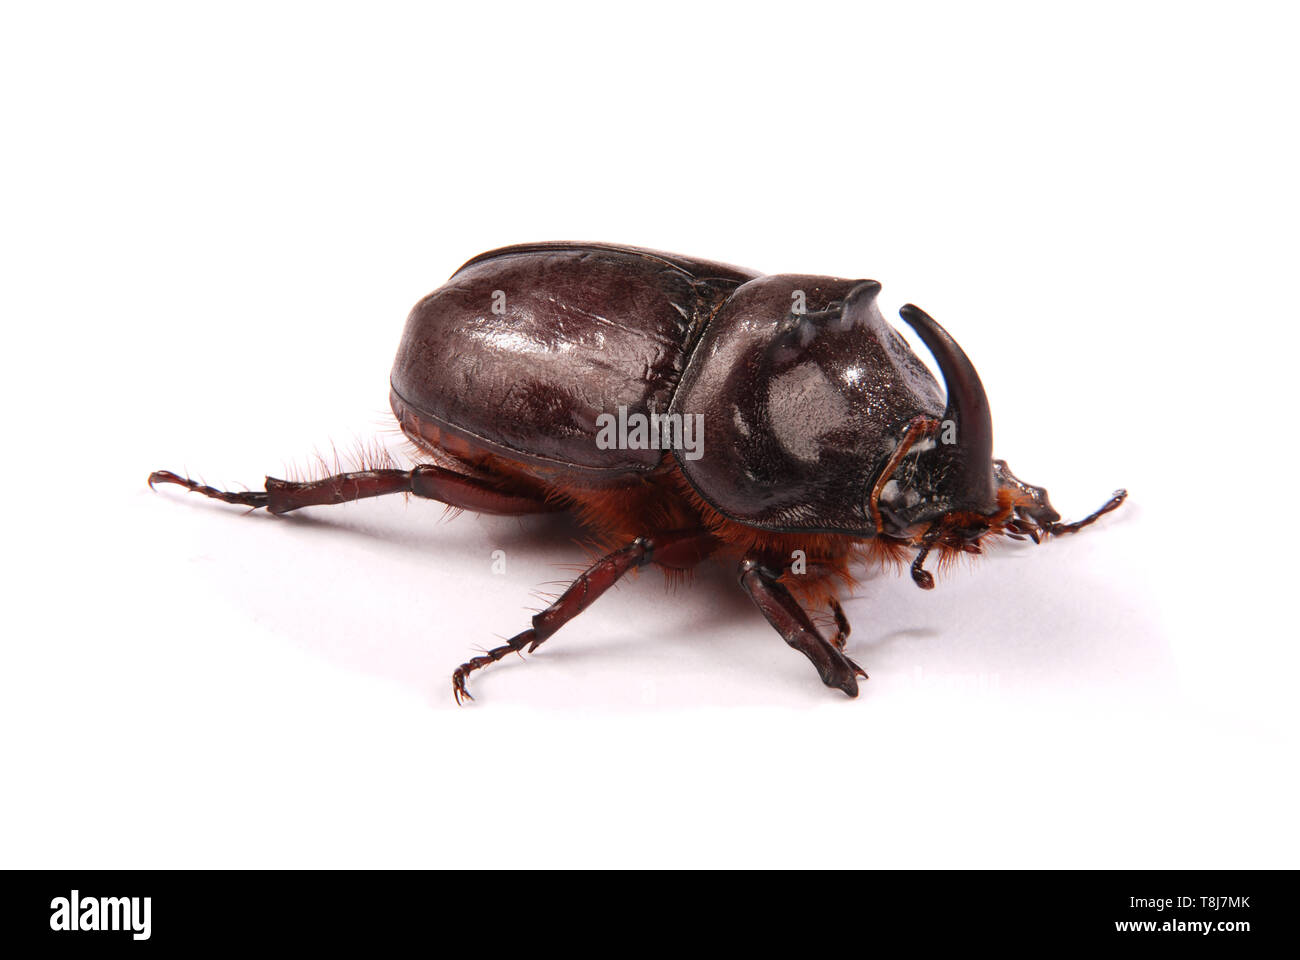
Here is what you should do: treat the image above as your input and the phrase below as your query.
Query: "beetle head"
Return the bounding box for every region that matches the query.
[860,296,1128,584]
[868,299,997,536]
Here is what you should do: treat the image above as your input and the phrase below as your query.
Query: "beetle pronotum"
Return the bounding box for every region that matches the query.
[151,242,1126,701]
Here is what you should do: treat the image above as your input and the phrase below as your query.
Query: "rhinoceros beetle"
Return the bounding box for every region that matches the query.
[151,242,1126,701]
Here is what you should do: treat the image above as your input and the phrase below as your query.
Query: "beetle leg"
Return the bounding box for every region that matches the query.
[737,559,867,697]
[828,597,851,650]
[149,464,559,516]
[147,471,269,509]
[452,530,717,703]
[1043,489,1128,536]
[868,415,941,533]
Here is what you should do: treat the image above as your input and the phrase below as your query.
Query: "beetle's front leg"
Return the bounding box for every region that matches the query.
[737,559,866,697]
[828,597,851,650]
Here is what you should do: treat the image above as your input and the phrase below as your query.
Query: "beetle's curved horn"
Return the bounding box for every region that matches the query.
[897,303,996,513]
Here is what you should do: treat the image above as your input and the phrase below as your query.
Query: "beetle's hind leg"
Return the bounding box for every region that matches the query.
[148,472,269,510]
[452,530,717,703]
[148,465,560,516]
[738,560,866,697]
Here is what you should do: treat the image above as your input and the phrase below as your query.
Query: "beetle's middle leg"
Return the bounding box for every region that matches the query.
[452,530,717,703]
[148,464,560,516]
[868,414,940,533]
[738,559,867,697]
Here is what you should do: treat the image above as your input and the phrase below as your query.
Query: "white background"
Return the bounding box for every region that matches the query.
[3,2,1296,868]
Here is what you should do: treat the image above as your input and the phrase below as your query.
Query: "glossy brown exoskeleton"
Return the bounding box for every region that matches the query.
[151,242,1126,701]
